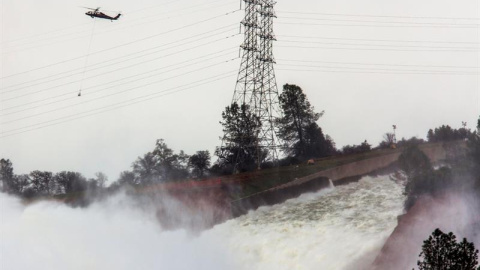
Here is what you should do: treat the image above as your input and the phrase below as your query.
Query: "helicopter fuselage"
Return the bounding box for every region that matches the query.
[85,11,121,21]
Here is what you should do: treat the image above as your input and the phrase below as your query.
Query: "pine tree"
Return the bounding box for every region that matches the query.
[417,228,479,270]
[276,84,333,159]
[216,102,262,173]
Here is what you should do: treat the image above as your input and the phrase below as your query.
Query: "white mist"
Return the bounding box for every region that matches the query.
[1,175,405,270]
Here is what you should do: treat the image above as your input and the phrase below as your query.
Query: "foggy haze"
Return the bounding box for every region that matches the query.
[1,175,410,270]
[1,0,478,181]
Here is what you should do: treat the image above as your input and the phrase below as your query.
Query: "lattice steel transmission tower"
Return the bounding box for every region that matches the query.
[256,0,281,163]
[225,0,281,170]
[231,0,259,105]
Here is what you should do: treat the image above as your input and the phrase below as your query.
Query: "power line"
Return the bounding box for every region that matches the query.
[2,0,238,54]
[277,58,479,69]
[1,0,227,46]
[277,63,477,74]
[2,48,236,111]
[277,44,477,52]
[113,0,236,30]
[2,23,92,45]
[1,71,237,138]
[1,49,237,116]
[276,34,478,45]
[2,36,238,102]
[107,0,238,34]
[2,25,238,91]
[277,39,477,50]
[1,59,238,125]
[276,67,477,75]
[278,16,480,27]
[1,9,240,79]
[2,48,237,113]
[276,10,480,21]
[276,21,479,29]
[1,0,185,44]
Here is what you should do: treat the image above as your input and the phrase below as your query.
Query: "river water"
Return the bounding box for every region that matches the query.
[0,174,405,270]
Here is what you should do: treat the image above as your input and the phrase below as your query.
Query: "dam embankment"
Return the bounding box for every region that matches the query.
[372,192,480,270]
[230,142,459,217]
[140,142,463,229]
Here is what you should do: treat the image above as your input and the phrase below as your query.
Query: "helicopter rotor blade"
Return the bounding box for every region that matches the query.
[79,6,100,11]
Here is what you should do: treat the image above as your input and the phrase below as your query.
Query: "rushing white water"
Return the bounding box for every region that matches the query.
[223,175,405,270]
[0,175,405,270]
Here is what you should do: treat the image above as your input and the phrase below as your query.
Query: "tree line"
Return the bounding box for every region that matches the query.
[215,84,337,173]
[427,125,475,142]
[112,139,212,188]
[115,84,340,184]
[0,83,344,197]
[399,118,480,210]
[398,117,480,269]
[0,161,107,200]
[2,80,478,198]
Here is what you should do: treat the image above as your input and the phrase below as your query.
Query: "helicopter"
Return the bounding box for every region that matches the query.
[83,7,122,21]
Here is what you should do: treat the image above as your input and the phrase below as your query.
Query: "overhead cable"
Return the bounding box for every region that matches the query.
[3,36,237,101]
[277,16,480,27]
[277,58,479,69]
[276,21,479,29]
[1,71,237,138]
[277,39,477,50]
[276,34,478,45]
[276,10,480,21]
[276,44,477,52]
[2,49,237,115]
[3,0,237,53]
[1,59,238,125]
[1,9,240,79]
[276,67,478,75]
[277,63,477,74]
[2,25,238,92]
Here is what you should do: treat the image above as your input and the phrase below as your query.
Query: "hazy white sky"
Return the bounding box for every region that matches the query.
[1,0,479,182]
